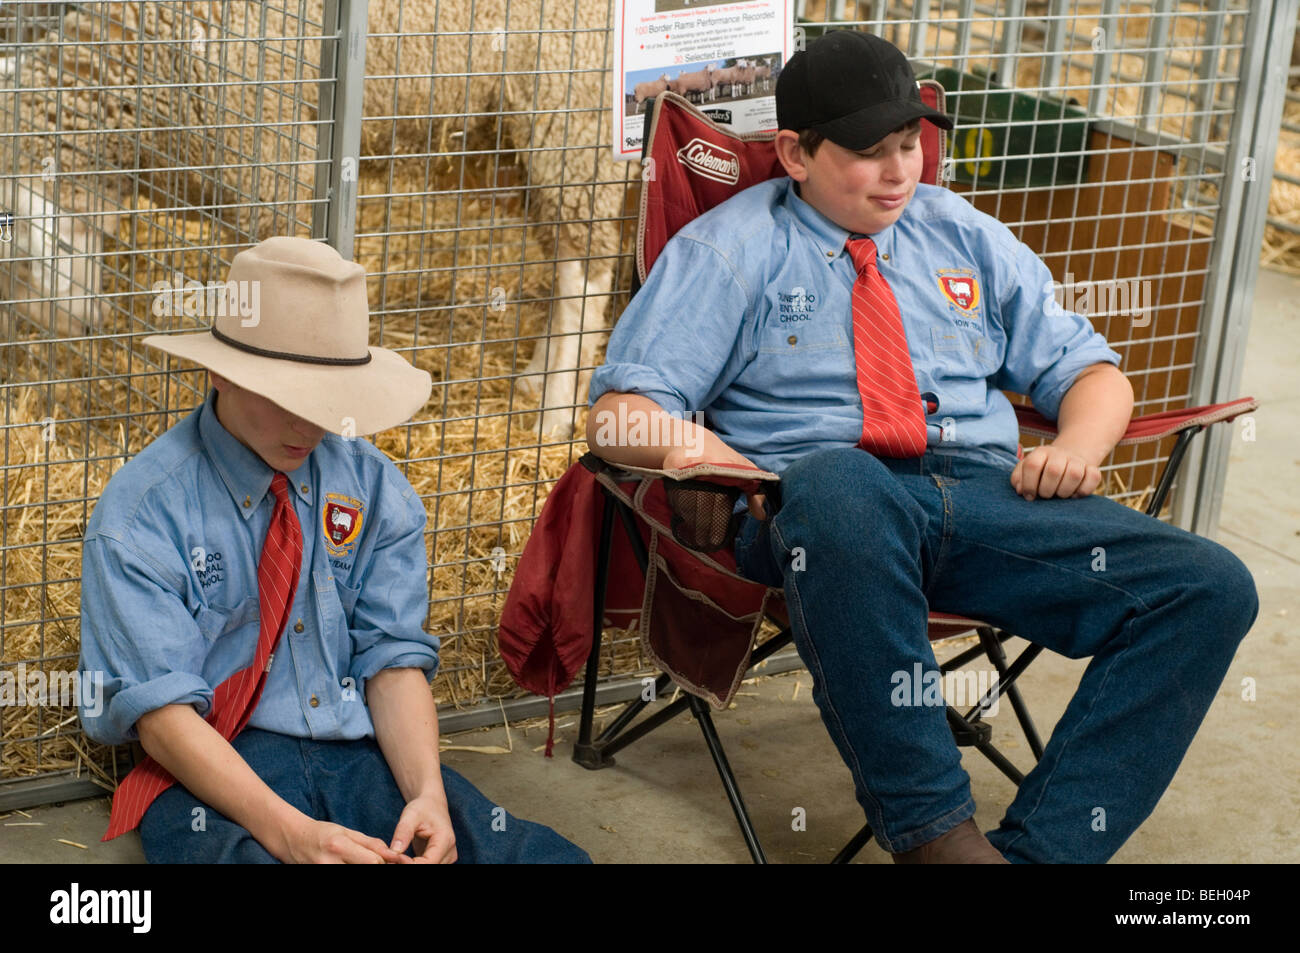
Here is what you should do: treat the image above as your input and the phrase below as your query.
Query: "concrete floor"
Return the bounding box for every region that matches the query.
[2,268,1296,865]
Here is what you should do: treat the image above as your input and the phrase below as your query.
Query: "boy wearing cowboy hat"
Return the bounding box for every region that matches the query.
[79,236,589,863]
[588,30,1256,862]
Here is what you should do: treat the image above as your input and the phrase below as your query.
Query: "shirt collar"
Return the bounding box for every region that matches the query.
[784,178,898,264]
[197,388,314,520]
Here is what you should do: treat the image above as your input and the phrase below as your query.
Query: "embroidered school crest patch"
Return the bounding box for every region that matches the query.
[322,494,364,556]
[936,270,981,312]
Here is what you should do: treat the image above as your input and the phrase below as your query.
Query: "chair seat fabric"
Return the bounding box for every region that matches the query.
[497,458,990,712]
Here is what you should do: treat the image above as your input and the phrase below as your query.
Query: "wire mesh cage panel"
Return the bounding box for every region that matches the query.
[350,0,647,710]
[0,0,1285,808]
[2,0,332,805]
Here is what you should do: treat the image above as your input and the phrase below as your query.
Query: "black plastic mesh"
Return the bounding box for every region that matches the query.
[664,478,745,553]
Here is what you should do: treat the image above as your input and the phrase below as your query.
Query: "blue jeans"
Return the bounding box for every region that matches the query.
[733,447,1257,862]
[138,729,590,863]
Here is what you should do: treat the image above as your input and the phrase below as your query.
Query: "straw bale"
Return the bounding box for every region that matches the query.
[1,389,120,784]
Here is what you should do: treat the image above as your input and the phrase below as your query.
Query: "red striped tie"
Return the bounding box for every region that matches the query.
[103,472,304,840]
[846,237,928,457]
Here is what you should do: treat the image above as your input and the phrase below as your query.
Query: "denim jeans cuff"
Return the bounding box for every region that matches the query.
[874,796,978,854]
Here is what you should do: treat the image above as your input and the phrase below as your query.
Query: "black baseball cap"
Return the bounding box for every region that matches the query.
[777,30,953,150]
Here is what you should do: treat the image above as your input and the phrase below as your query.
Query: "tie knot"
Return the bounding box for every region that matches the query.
[270,472,291,506]
[846,236,877,273]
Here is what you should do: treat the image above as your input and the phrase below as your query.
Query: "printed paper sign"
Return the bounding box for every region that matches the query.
[612,0,793,160]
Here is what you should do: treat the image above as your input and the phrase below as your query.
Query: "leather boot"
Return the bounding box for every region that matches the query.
[891,818,1010,864]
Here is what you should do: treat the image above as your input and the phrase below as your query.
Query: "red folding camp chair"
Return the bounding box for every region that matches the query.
[499,84,1258,864]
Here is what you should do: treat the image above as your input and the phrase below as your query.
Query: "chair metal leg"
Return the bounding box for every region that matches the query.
[831,822,874,864]
[947,706,1026,785]
[574,487,671,769]
[1147,426,1201,517]
[594,672,675,744]
[614,497,651,573]
[940,633,1002,673]
[751,625,793,663]
[689,694,768,864]
[977,627,1045,760]
[573,497,616,769]
[595,693,692,759]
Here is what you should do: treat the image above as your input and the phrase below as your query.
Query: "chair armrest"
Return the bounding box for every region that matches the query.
[1013,396,1258,446]
[589,457,778,488]
[581,452,779,553]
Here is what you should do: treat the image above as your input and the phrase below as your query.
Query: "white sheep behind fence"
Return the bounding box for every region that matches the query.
[0,173,121,341]
[360,0,628,437]
[4,0,632,436]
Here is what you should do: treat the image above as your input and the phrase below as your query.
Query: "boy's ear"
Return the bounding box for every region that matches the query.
[774,130,809,181]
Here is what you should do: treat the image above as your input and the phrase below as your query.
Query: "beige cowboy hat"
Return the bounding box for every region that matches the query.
[143,236,431,436]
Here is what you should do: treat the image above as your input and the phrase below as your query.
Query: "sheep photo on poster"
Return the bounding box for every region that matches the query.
[613,0,791,158]
[625,54,781,114]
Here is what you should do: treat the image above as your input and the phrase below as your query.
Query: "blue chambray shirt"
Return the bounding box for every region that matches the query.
[78,389,437,746]
[589,178,1121,476]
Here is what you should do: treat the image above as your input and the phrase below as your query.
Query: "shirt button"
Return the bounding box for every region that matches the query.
[881,253,890,261]
[309,694,319,708]
[293,619,304,633]
[300,483,309,494]
[787,335,798,345]
[242,495,251,508]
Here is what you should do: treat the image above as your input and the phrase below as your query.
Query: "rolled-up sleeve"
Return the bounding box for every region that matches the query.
[78,535,214,745]
[349,477,438,690]
[588,235,751,414]
[993,239,1122,422]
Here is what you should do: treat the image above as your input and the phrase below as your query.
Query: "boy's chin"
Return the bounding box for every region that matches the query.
[261,447,315,473]
[820,194,913,235]
[846,206,908,235]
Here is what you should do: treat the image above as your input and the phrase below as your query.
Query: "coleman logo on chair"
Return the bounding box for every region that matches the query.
[676,138,740,185]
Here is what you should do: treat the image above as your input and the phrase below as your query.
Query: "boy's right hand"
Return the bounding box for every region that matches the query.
[280,818,411,864]
[661,445,770,521]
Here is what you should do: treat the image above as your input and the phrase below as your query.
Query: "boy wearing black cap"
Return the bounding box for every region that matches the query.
[587,30,1256,862]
